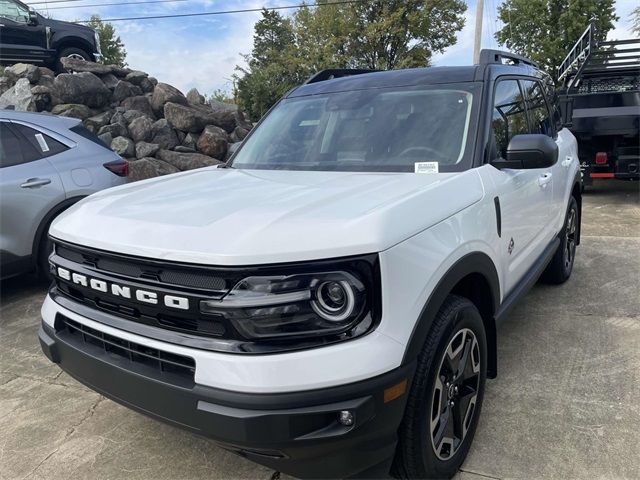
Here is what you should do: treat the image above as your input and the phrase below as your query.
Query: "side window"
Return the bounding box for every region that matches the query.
[0,122,24,167]
[12,123,69,159]
[522,80,553,137]
[0,0,29,23]
[492,80,528,159]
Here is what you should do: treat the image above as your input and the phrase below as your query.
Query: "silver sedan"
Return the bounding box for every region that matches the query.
[0,110,127,280]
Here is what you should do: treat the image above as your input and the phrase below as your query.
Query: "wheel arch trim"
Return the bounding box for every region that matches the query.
[402,251,500,378]
[31,196,86,271]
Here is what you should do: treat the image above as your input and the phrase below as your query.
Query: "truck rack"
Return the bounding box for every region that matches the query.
[558,22,640,91]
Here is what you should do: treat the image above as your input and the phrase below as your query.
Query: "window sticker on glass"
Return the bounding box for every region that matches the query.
[35,133,50,152]
[414,162,439,174]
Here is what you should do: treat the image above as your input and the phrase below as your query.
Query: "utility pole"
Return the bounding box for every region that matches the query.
[473,0,485,64]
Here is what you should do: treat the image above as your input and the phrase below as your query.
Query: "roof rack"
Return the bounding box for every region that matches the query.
[478,49,538,68]
[304,69,378,85]
[558,22,640,90]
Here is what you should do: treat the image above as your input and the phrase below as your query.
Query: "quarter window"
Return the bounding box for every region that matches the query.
[492,80,528,159]
[12,123,69,159]
[521,80,553,136]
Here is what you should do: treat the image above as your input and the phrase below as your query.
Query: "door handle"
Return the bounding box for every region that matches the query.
[20,177,51,188]
[538,173,552,188]
[562,156,573,167]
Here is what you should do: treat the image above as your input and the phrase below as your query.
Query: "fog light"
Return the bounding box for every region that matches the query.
[337,410,354,426]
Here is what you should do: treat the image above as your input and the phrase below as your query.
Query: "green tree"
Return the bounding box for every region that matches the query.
[86,15,127,67]
[495,0,618,80]
[632,6,640,36]
[234,9,307,120]
[235,0,467,120]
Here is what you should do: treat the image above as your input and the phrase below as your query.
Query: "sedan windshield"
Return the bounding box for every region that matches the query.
[231,83,479,173]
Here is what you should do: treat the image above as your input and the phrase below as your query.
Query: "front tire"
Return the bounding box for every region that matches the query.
[395,295,487,479]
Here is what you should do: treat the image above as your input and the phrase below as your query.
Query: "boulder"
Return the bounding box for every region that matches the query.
[196,125,228,158]
[112,80,142,103]
[30,85,51,111]
[5,63,40,83]
[135,141,160,159]
[51,103,92,120]
[128,157,179,181]
[98,132,113,146]
[60,57,114,75]
[38,66,56,77]
[186,87,205,105]
[124,70,148,86]
[120,95,155,119]
[35,74,55,90]
[174,146,196,153]
[208,99,246,133]
[148,77,158,87]
[156,149,222,171]
[164,102,208,132]
[54,72,111,108]
[227,142,242,159]
[110,110,126,125]
[111,136,135,157]
[150,82,187,116]
[100,73,120,90]
[123,109,148,124]
[139,77,155,93]
[98,122,128,138]
[230,125,251,143]
[150,119,179,149]
[0,77,12,96]
[0,78,36,111]
[182,132,199,150]
[128,115,154,142]
[85,110,113,131]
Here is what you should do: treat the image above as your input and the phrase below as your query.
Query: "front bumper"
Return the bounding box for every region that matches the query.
[39,319,414,479]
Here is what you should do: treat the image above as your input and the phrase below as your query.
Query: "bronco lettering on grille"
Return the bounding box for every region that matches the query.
[56,267,190,310]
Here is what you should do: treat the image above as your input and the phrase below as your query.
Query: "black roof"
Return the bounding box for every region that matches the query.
[288,66,481,97]
[288,58,545,98]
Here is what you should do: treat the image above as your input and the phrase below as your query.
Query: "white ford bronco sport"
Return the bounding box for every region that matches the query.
[39,50,581,479]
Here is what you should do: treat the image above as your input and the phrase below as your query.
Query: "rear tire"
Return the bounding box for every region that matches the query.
[56,47,92,72]
[542,196,579,284]
[394,295,487,479]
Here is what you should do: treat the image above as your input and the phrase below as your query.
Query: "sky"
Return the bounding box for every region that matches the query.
[27,0,638,96]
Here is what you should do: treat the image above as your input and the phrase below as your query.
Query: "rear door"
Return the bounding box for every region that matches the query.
[0,0,48,64]
[487,78,555,294]
[0,120,65,264]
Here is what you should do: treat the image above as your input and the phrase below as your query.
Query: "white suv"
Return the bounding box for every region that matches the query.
[39,51,581,479]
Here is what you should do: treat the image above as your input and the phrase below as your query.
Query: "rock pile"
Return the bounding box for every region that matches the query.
[0,59,252,180]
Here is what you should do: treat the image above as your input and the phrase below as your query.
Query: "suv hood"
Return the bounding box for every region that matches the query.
[50,168,484,265]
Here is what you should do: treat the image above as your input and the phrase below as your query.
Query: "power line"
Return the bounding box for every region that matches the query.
[41,0,188,10]
[27,0,105,4]
[74,0,369,23]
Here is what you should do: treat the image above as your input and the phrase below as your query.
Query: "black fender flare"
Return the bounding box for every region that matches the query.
[402,251,501,378]
[31,196,85,270]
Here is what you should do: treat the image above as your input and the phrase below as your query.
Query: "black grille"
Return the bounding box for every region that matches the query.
[57,314,195,386]
[56,243,228,292]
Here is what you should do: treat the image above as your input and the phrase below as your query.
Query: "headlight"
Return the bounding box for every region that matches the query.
[200,270,371,341]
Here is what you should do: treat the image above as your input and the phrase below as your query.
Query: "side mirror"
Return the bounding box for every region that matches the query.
[28,10,38,25]
[491,134,558,169]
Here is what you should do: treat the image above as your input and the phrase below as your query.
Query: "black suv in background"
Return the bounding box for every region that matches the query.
[0,0,101,72]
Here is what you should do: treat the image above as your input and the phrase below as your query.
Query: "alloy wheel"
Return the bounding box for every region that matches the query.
[429,327,481,461]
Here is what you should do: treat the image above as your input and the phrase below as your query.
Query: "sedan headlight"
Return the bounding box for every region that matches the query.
[201,270,372,341]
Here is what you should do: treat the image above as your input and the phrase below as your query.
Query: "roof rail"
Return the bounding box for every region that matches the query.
[304,69,378,85]
[479,49,538,68]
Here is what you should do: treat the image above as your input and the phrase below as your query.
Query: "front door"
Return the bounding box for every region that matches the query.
[487,78,555,294]
[0,0,48,64]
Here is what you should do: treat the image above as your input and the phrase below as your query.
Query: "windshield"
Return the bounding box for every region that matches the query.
[231,83,479,173]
